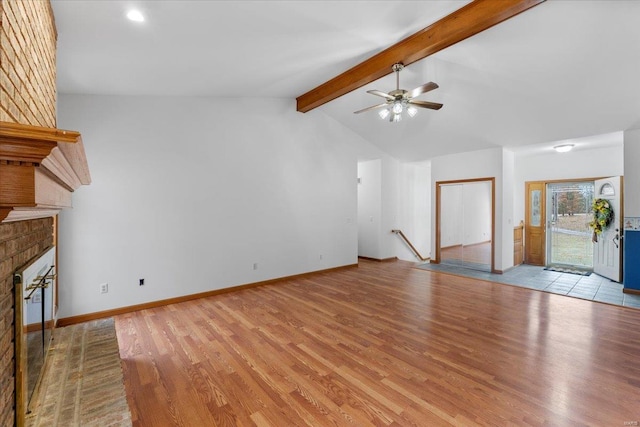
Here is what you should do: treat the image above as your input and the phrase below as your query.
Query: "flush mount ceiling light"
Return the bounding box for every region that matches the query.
[553,144,575,153]
[126,9,145,22]
[354,63,443,123]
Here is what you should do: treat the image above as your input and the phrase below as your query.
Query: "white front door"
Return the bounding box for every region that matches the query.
[593,176,622,282]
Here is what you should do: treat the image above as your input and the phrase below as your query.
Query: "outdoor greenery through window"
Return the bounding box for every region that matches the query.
[548,182,594,268]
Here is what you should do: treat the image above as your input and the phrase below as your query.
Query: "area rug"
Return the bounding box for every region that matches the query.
[26,318,132,427]
[544,266,591,276]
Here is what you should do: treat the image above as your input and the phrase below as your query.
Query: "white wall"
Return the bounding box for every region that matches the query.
[358,157,432,263]
[357,160,381,258]
[357,157,401,260]
[57,95,360,318]
[397,161,431,261]
[501,149,515,269]
[624,129,640,216]
[513,144,624,222]
[380,157,400,259]
[431,147,511,271]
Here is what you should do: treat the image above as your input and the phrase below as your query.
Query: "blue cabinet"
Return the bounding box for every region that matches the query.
[624,230,640,291]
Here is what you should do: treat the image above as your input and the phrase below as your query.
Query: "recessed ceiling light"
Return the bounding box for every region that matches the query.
[553,144,574,153]
[126,9,145,22]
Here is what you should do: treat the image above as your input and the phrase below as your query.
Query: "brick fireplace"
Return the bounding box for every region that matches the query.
[0,2,90,425]
[0,219,53,425]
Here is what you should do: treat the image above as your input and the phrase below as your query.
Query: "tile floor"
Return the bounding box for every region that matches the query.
[416,262,640,309]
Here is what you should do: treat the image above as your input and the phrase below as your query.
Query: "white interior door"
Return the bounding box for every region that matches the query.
[593,176,622,281]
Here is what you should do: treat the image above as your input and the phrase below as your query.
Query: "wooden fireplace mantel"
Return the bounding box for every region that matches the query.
[0,121,91,222]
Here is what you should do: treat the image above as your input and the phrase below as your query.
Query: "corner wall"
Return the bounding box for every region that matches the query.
[624,129,640,216]
[397,161,431,261]
[57,95,359,319]
[357,160,382,258]
[357,157,402,261]
[431,147,513,272]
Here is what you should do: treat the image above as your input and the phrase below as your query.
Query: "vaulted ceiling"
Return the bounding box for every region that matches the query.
[52,1,639,161]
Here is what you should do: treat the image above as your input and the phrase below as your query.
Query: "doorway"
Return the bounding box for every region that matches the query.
[546,181,594,269]
[436,178,495,273]
[525,177,622,281]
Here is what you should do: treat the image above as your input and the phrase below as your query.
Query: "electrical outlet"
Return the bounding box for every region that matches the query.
[139,278,145,286]
[253,263,258,270]
[100,283,108,294]
[319,254,323,260]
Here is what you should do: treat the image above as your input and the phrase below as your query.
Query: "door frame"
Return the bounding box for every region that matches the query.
[435,177,496,273]
[545,180,596,269]
[524,176,610,267]
[525,181,546,265]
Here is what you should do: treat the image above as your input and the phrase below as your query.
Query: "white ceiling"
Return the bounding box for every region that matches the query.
[52,0,639,162]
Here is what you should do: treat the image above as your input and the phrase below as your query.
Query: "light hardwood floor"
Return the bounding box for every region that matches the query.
[115,259,640,426]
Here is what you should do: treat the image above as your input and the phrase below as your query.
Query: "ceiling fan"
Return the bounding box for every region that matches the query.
[354,63,443,122]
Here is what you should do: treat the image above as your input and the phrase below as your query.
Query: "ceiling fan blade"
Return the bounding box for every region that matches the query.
[354,103,388,114]
[408,82,439,99]
[409,100,443,110]
[367,90,395,100]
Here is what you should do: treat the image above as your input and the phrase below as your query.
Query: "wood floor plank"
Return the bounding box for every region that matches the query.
[116,259,640,426]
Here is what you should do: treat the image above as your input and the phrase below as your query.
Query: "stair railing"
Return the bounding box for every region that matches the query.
[391,229,429,261]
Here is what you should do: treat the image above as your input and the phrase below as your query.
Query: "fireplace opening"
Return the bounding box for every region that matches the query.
[14,246,57,414]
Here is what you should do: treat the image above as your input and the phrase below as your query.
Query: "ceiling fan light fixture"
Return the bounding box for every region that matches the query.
[554,144,574,153]
[354,63,442,122]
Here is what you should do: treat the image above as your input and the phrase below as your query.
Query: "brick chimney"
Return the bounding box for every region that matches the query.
[0,2,58,425]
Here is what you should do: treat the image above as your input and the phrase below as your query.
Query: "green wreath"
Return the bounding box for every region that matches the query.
[589,198,613,237]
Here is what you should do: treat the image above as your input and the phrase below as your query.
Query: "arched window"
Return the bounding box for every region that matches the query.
[598,182,615,197]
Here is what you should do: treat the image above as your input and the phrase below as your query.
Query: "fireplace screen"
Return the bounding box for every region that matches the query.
[14,246,56,414]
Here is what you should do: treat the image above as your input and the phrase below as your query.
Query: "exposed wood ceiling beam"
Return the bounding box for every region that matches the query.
[296,0,546,113]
